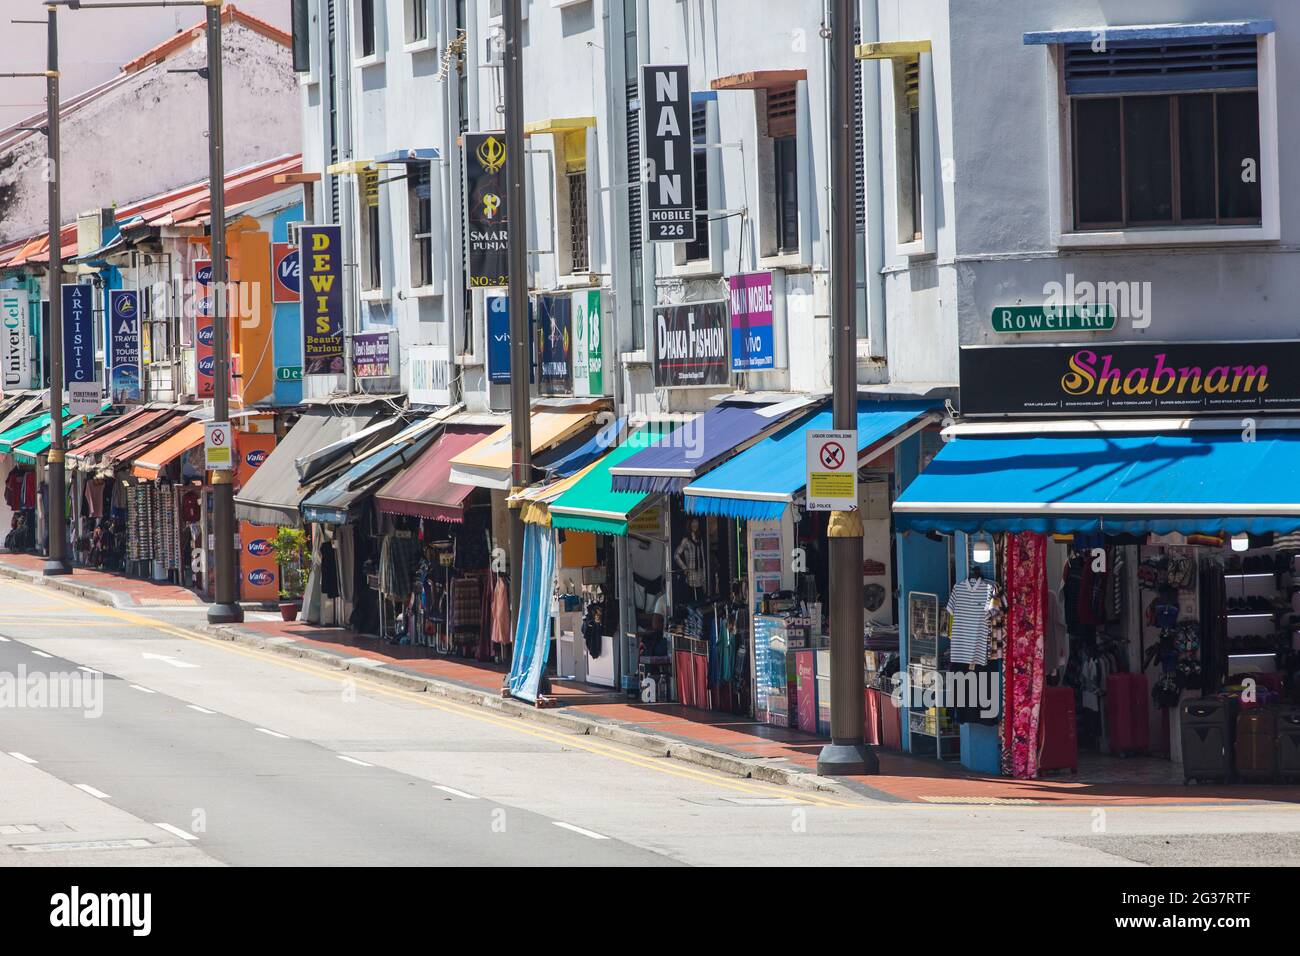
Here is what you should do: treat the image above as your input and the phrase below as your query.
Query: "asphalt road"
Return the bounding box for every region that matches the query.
[1,577,1300,866]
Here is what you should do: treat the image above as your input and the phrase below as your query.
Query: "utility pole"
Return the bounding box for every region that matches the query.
[203,1,242,625]
[43,2,70,576]
[503,0,531,636]
[817,0,875,776]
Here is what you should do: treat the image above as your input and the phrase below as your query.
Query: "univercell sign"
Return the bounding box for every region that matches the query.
[0,290,31,391]
[641,64,696,243]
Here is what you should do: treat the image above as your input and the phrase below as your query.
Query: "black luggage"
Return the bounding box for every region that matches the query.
[1181,696,1235,784]
[1235,709,1277,782]
[1277,707,1300,783]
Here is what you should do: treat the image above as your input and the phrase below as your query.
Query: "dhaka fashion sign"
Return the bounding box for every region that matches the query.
[652,301,728,388]
[300,225,344,375]
[465,132,509,287]
[959,341,1300,416]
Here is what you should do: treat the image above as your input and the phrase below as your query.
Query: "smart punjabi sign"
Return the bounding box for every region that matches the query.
[641,64,696,243]
[464,132,509,287]
[959,341,1300,416]
[299,225,344,375]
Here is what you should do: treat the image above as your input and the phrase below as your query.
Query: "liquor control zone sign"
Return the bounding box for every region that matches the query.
[959,341,1300,416]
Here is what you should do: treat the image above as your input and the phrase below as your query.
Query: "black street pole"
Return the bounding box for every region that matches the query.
[503,0,531,656]
[204,2,242,624]
[43,3,70,576]
[817,0,875,775]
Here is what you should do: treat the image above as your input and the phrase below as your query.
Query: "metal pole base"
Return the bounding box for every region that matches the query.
[42,559,71,577]
[816,740,879,776]
[207,603,245,625]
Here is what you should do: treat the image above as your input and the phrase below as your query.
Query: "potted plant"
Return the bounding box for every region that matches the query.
[271,527,309,622]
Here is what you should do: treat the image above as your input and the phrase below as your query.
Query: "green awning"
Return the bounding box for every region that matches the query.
[0,410,67,455]
[13,414,92,463]
[549,426,674,536]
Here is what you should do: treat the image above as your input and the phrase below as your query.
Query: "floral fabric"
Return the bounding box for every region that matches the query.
[1002,531,1047,779]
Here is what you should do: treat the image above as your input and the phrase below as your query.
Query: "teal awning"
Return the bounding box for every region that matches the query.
[13,414,92,463]
[682,400,939,521]
[894,429,1300,535]
[0,409,68,455]
[548,427,673,536]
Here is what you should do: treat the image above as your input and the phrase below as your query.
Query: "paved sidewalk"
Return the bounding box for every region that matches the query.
[5,551,1300,807]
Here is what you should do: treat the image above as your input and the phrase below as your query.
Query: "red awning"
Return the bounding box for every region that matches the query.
[67,408,163,462]
[374,427,495,522]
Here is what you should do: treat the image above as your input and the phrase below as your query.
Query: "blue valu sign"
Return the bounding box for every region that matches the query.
[108,289,141,403]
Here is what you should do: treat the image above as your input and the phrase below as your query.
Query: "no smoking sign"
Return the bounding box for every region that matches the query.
[204,421,233,471]
[806,429,857,512]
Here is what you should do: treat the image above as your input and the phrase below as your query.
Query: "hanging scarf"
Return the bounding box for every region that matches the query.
[1002,531,1047,779]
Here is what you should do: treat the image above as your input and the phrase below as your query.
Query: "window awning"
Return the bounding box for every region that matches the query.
[130,421,206,480]
[610,398,814,494]
[0,396,44,437]
[710,69,806,91]
[0,409,69,455]
[97,414,191,475]
[373,147,441,165]
[13,414,95,463]
[448,405,606,490]
[295,413,405,484]
[67,408,147,456]
[548,428,675,536]
[894,430,1300,535]
[534,416,624,478]
[509,458,604,528]
[682,400,940,521]
[374,426,497,522]
[235,409,381,527]
[1023,19,1274,45]
[300,419,441,526]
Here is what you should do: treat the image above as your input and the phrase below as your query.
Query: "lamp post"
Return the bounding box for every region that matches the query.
[502,0,532,645]
[53,0,241,622]
[817,0,876,776]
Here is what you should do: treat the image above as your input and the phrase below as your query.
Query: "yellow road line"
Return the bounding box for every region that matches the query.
[2,579,859,808]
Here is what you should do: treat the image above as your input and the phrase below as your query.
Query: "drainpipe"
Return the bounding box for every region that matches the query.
[861,0,887,358]
[442,0,466,403]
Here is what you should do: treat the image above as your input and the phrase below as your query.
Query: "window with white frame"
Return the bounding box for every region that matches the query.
[683,99,711,263]
[567,169,590,273]
[405,0,429,46]
[756,84,800,258]
[359,168,382,292]
[893,55,921,244]
[408,163,433,288]
[1065,39,1262,229]
[355,0,379,61]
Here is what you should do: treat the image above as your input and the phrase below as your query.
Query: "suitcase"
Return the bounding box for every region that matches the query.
[1038,685,1078,773]
[1181,696,1235,783]
[1236,709,1277,782]
[1277,707,1300,782]
[1106,672,1149,756]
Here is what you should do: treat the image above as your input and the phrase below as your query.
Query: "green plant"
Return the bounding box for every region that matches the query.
[270,527,309,601]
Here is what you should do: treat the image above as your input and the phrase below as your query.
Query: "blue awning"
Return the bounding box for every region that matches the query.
[374,147,441,164]
[534,416,624,478]
[1023,20,1273,45]
[610,397,814,494]
[682,400,939,521]
[893,430,1300,535]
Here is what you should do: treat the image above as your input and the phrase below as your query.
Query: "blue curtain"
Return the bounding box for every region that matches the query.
[506,522,557,703]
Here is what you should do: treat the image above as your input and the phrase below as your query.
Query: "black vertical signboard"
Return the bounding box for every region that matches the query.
[464,132,509,287]
[641,64,696,243]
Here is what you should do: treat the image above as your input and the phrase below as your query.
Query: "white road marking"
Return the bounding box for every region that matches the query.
[141,652,200,669]
[552,821,608,840]
[7,752,37,764]
[73,784,111,800]
[345,657,382,668]
[337,755,373,767]
[30,650,52,659]
[77,666,100,674]
[0,635,9,641]
[187,704,216,715]
[154,822,199,842]
[254,727,290,739]
[128,684,156,694]
[434,785,480,800]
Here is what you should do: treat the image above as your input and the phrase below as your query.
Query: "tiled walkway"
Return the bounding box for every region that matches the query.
[5,550,1300,806]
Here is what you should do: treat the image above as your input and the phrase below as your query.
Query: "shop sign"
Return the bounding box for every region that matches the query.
[486,294,534,385]
[240,519,279,601]
[300,224,345,375]
[276,365,303,381]
[0,290,32,391]
[271,242,301,303]
[108,289,141,403]
[62,284,95,398]
[652,301,728,388]
[409,344,452,406]
[991,304,1115,334]
[571,289,604,396]
[641,64,696,243]
[204,421,233,471]
[193,259,216,399]
[536,293,572,394]
[728,271,775,371]
[353,329,395,379]
[805,429,857,512]
[464,132,509,288]
[959,341,1300,416]
[627,506,661,536]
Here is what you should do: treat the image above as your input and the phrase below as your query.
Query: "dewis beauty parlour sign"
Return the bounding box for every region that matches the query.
[959,341,1300,416]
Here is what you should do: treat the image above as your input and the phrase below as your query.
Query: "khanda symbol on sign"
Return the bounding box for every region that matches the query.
[482,192,501,220]
[476,135,506,174]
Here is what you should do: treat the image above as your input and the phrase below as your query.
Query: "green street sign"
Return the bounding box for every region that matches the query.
[276,366,303,381]
[991,304,1115,334]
